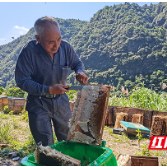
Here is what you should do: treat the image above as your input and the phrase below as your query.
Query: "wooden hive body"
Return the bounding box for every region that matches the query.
[132,113,144,124]
[67,84,111,146]
[8,97,26,113]
[151,115,167,136]
[114,112,128,128]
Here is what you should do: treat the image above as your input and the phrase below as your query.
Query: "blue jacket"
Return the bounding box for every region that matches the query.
[15,39,84,96]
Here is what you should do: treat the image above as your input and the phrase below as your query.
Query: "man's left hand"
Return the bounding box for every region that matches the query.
[76,72,88,84]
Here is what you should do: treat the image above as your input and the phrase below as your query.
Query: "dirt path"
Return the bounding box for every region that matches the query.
[102,128,167,166]
[103,129,149,156]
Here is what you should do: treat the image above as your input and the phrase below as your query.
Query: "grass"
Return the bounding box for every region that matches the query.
[108,128,130,143]
[0,113,13,144]
[106,127,166,166]
[0,111,36,158]
[109,84,167,111]
[0,108,59,159]
[136,145,152,156]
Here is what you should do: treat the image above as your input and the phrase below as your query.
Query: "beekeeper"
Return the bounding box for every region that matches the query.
[15,16,88,146]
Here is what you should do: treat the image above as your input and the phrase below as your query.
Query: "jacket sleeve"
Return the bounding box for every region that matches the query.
[68,44,85,73]
[15,47,49,96]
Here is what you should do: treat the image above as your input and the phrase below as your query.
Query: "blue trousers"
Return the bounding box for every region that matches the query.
[26,93,72,146]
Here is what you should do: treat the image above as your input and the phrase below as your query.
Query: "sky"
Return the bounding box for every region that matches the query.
[0,1,161,46]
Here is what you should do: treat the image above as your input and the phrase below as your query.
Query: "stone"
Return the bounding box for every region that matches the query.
[12,157,20,161]
[8,152,18,158]
[1,150,7,154]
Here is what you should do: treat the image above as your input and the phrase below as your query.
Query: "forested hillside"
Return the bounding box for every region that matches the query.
[69,2,167,92]
[1,2,167,92]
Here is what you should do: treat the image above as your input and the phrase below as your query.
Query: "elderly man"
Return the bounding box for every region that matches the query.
[15,16,88,146]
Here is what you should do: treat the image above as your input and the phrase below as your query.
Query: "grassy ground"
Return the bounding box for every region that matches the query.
[0,86,167,165]
[0,111,167,165]
[0,111,36,158]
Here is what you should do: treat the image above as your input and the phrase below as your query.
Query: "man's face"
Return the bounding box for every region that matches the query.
[36,24,61,56]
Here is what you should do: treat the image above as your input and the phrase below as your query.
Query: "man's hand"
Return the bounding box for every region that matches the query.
[49,84,69,94]
[76,72,88,84]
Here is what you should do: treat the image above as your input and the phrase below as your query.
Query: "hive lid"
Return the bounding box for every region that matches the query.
[120,121,150,132]
[67,84,111,146]
[0,96,26,100]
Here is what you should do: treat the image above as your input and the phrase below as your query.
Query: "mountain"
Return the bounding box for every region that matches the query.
[1,2,167,92]
[68,2,167,92]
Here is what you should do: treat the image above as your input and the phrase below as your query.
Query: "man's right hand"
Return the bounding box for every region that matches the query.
[49,84,69,94]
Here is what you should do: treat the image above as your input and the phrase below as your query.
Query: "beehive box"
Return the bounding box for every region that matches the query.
[0,97,8,110]
[0,97,3,110]
[114,112,128,128]
[117,154,160,166]
[8,97,26,113]
[151,115,167,136]
[113,107,152,129]
[132,114,143,124]
[105,106,114,126]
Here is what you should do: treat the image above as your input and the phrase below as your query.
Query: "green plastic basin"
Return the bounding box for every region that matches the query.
[21,141,117,166]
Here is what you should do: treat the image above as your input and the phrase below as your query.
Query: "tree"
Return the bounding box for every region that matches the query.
[6,87,26,98]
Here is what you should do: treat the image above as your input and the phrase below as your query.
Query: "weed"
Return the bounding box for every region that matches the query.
[17,149,25,157]
[66,90,78,101]
[109,129,129,143]
[136,145,152,156]
[0,147,13,158]
[136,128,142,147]
[11,116,20,129]
[0,112,9,119]
[0,117,13,144]
[3,105,9,114]
[22,135,36,155]
[9,110,14,115]
[113,139,122,142]
[20,110,29,122]
[104,126,110,130]
[152,150,163,156]
[161,162,167,166]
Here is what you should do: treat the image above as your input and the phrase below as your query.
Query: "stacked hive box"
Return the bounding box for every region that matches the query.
[0,97,8,110]
[0,98,2,110]
[151,116,167,136]
[114,112,128,128]
[105,106,114,126]
[8,97,26,113]
[132,114,144,124]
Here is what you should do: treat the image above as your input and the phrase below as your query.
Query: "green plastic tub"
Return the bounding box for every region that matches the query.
[21,141,117,166]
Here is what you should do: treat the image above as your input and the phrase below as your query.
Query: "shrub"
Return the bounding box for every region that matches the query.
[66,90,78,101]
[6,87,26,98]
[3,105,9,114]
[0,87,5,95]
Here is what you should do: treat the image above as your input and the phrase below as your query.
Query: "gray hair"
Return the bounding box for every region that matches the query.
[34,16,60,36]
